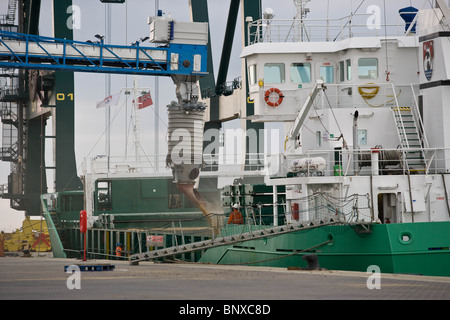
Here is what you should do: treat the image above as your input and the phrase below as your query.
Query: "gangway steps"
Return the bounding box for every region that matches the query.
[128,219,367,264]
[392,107,426,171]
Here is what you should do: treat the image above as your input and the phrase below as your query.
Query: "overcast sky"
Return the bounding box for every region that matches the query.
[0,0,434,232]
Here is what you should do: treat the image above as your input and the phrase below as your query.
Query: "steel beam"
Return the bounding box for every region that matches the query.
[241,0,264,159]
[52,0,82,192]
[216,0,240,94]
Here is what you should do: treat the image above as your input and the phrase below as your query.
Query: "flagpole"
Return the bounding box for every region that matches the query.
[120,81,153,168]
[133,76,141,160]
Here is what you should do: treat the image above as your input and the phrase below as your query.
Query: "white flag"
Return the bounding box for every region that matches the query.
[96,92,120,108]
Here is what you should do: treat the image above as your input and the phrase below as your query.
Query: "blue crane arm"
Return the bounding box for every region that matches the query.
[0,30,208,78]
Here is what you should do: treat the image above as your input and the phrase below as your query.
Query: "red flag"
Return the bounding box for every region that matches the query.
[133,93,153,110]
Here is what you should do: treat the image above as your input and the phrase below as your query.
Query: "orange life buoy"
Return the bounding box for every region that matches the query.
[264,88,284,107]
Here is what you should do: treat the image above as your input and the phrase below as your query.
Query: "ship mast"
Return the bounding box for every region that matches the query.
[293,0,311,42]
[132,76,141,160]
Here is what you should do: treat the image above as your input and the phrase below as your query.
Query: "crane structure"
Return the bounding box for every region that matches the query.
[0,0,262,220]
[0,30,207,78]
[0,2,209,215]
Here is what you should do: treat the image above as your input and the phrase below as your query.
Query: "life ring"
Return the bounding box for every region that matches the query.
[264,88,284,107]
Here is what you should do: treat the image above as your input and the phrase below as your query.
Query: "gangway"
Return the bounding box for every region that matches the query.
[129,192,375,264]
[128,217,373,264]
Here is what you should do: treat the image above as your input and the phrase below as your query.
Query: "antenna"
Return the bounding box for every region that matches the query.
[293,0,311,41]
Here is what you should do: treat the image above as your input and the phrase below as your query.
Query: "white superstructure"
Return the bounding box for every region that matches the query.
[239,1,450,225]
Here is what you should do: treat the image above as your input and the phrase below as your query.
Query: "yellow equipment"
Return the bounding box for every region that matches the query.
[2,217,51,253]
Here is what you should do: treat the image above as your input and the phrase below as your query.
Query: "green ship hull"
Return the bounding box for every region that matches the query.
[42,179,450,277]
[199,222,450,277]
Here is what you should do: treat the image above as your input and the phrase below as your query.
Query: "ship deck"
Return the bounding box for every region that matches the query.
[1,255,449,303]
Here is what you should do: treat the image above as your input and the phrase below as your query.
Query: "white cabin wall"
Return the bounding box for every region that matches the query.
[418,8,450,172]
[339,174,449,223]
[301,107,401,152]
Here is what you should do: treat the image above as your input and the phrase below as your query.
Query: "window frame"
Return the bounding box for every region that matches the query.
[249,64,257,86]
[358,58,378,80]
[290,62,312,84]
[319,65,334,83]
[264,63,286,84]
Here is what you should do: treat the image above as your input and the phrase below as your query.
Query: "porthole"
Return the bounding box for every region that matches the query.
[399,231,414,245]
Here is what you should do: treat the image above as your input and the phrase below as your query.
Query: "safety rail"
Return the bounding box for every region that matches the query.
[84,146,450,180]
[270,147,450,178]
[251,82,419,111]
[410,83,428,149]
[247,13,414,45]
[83,153,267,176]
[201,76,242,99]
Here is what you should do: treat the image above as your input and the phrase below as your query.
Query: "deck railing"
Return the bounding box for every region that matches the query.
[247,12,415,45]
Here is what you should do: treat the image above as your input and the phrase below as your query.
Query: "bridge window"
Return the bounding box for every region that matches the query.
[290,63,311,83]
[249,64,257,85]
[358,58,378,79]
[320,66,334,83]
[347,59,352,81]
[97,181,112,210]
[264,63,285,84]
[340,61,345,82]
[316,131,322,147]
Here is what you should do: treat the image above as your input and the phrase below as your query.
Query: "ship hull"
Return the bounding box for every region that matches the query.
[199,221,450,277]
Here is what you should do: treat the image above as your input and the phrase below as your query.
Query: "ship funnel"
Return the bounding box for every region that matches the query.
[399,6,418,34]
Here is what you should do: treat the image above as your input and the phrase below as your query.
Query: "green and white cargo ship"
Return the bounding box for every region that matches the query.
[37,1,450,277]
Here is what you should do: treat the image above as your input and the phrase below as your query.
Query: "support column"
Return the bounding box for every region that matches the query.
[53,0,82,191]
[241,0,264,167]
[273,185,278,226]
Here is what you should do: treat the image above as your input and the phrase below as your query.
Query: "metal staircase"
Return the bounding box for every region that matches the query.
[0,70,20,162]
[391,85,428,173]
[6,0,18,25]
